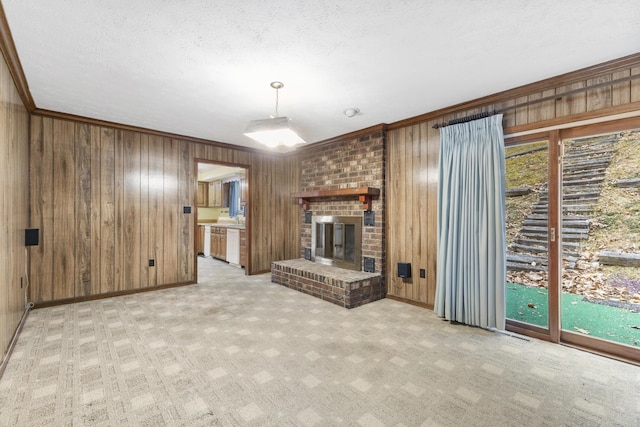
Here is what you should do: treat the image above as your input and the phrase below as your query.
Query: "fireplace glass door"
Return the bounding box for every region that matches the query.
[312,216,362,271]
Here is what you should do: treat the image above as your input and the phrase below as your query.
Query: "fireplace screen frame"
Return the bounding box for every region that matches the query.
[311,215,362,271]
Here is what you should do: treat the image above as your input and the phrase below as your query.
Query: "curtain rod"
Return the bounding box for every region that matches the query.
[432,111,496,129]
[433,73,640,130]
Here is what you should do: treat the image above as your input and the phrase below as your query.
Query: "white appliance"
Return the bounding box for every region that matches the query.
[226,228,240,267]
[203,226,211,257]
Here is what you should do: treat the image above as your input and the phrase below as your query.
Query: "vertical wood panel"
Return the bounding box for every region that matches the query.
[496,99,516,130]
[52,119,75,300]
[30,117,54,303]
[90,125,102,295]
[612,69,631,106]
[387,129,403,298]
[514,95,528,126]
[178,140,192,282]
[586,74,613,111]
[555,81,586,117]
[163,138,179,284]
[75,123,92,296]
[147,136,162,287]
[411,124,423,302]
[114,130,125,291]
[632,66,640,102]
[418,122,429,304]
[123,131,141,289]
[426,122,439,304]
[404,126,414,300]
[99,128,115,295]
[527,89,556,123]
[139,134,150,287]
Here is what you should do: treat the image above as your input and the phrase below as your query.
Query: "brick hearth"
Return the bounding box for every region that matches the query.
[271,259,384,309]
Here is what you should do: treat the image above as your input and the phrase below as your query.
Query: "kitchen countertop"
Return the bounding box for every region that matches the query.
[198,223,245,229]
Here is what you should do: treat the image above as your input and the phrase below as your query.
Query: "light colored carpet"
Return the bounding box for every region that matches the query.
[0,257,639,426]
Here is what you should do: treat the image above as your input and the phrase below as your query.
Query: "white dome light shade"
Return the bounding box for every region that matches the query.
[243,116,306,148]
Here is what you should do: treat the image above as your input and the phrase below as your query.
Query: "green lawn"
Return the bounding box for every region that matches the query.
[506,282,640,347]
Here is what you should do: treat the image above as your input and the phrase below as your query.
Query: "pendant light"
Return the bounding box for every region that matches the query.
[243,81,307,148]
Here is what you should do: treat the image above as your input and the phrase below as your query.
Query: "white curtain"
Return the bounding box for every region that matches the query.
[434,114,506,329]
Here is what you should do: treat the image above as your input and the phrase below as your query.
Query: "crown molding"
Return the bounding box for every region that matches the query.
[387,52,640,131]
[0,2,35,112]
[33,108,271,154]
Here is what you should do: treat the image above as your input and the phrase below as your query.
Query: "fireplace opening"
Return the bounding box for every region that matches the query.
[312,215,362,271]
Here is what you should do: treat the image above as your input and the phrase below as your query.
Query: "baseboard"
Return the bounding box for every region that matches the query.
[0,303,33,380]
[385,294,434,310]
[33,281,196,309]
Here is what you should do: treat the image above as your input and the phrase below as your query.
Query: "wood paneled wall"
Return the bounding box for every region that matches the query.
[29,116,300,304]
[0,53,29,361]
[386,123,438,306]
[386,56,640,307]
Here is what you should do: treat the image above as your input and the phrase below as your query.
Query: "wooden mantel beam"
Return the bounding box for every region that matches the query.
[291,187,380,211]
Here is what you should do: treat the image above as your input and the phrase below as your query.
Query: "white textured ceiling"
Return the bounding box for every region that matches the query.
[3,1,640,151]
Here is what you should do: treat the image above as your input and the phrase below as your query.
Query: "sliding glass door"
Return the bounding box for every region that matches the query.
[505,139,551,332]
[560,130,640,354]
[506,121,640,361]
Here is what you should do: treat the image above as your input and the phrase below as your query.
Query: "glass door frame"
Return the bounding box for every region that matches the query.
[505,116,640,364]
[504,131,561,343]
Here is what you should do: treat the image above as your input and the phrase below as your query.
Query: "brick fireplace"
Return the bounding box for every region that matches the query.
[271,131,386,308]
[299,131,385,271]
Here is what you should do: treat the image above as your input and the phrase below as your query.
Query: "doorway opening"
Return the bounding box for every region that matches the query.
[195,160,249,281]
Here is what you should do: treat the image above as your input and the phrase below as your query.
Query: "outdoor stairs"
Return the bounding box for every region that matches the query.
[507,134,618,272]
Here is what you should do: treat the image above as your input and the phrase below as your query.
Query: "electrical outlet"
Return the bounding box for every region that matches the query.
[149,259,155,267]
[420,269,426,278]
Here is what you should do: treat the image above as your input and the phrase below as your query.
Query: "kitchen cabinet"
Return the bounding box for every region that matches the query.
[210,228,218,259]
[197,182,209,207]
[239,229,247,267]
[196,225,205,255]
[240,177,247,206]
[219,228,227,259]
[222,182,230,208]
[210,226,227,260]
[209,180,222,207]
